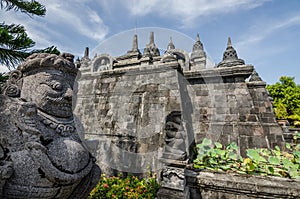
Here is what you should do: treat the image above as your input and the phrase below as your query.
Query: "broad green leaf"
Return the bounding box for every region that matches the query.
[202,138,212,146]
[220,165,231,171]
[227,142,238,151]
[268,156,280,165]
[282,157,294,168]
[293,151,300,159]
[209,159,218,165]
[260,148,271,156]
[214,148,226,157]
[247,149,267,163]
[215,142,222,149]
[227,151,238,160]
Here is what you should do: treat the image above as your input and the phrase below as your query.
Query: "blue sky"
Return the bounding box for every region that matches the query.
[1,0,300,84]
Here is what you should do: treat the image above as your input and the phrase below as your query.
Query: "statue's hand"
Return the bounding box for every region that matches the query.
[0,161,13,179]
[16,102,41,136]
[25,141,47,153]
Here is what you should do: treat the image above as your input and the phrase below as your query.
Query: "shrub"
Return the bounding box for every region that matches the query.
[193,138,300,179]
[89,173,160,199]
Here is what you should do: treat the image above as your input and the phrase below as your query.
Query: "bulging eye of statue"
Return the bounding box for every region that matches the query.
[52,82,63,91]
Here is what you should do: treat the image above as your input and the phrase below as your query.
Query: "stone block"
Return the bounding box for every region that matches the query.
[222,124,234,134]
[246,114,258,122]
[239,115,247,122]
[216,107,229,114]
[197,98,211,107]
[225,114,238,122]
[218,133,230,146]
[269,126,284,135]
[211,114,227,122]
[199,123,209,132]
[247,136,268,148]
[195,89,209,96]
[238,125,256,136]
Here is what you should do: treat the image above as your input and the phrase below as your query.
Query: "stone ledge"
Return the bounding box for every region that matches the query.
[185,170,300,198]
[79,62,180,79]
[183,65,254,80]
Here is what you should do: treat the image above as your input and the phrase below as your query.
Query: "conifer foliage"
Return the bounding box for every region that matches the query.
[0,0,59,69]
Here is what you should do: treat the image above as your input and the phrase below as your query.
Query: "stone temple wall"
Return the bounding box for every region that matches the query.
[184,66,284,156]
[74,33,284,174]
[75,60,188,174]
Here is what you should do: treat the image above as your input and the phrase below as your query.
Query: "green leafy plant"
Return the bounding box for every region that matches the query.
[89,173,160,199]
[193,138,300,179]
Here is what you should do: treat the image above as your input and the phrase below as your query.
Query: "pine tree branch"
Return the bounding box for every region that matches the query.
[0,0,46,16]
[0,47,29,69]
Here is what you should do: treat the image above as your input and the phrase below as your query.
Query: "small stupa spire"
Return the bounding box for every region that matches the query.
[132,34,139,52]
[196,33,200,42]
[192,33,204,51]
[217,37,245,67]
[190,33,206,69]
[167,37,175,50]
[249,70,263,82]
[143,32,160,57]
[84,47,89,58]
[150,32,155,44]
[126,33,141,57]
[227,37,232,47]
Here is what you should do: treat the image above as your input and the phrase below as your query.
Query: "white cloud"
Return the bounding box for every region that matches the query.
[0,0,110,61]
[1,0,108,50]
[40,0,108,41]
[123,0,269,26]
[237,14,300,48]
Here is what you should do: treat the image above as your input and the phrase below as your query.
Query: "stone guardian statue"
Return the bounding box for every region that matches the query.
[0,53,100,199]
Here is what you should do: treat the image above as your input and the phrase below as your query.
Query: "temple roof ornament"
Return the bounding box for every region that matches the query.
[167,37,175,51]
[122,34,141,60]
[143,32,160,57]
[217,37,245,68]
[190,33,206,69]
[162,37,177,62]
[84,47,89,58]
[193,33,204,51]
[128,34,141,54]
[249,70,263,82]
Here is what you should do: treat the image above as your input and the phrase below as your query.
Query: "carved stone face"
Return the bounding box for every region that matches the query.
[20,70,75,118]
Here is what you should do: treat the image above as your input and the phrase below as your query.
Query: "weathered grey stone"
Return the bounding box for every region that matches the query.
[217,37,245,68]
[74,33,285,187]
[185,170,300,199]
[190,34,206,70]
[0,53,100,198]
[161,111,187,161]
